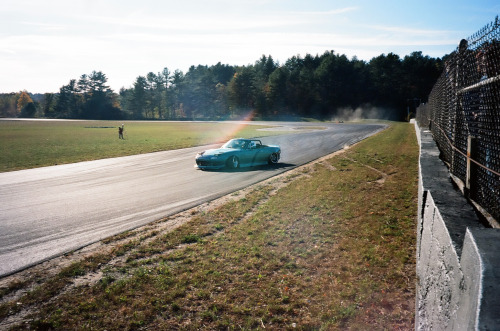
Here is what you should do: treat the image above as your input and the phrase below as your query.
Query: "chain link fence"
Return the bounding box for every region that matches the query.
[416,16,500,225]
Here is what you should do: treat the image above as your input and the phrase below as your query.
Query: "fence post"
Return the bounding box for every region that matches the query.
[466,135,477,199]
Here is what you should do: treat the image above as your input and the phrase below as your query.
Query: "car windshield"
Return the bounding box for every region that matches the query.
[222,139,248,149]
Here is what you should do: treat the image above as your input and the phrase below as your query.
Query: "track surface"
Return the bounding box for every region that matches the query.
[0,122,385,277]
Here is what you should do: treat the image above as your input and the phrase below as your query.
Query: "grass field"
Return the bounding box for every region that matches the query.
[0,120,283,172]
[0,122,418,329]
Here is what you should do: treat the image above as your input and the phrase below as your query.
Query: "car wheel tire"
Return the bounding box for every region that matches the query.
[227,156,239,169]
[268,153,279,165]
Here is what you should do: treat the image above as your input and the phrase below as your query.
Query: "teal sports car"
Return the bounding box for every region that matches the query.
[195,138,281,170]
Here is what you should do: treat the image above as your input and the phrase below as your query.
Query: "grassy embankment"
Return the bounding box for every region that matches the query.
[0,120,283,172]
[0,122,418,329]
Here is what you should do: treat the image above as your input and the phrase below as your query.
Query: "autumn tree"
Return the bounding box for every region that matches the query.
[17,91,33,116]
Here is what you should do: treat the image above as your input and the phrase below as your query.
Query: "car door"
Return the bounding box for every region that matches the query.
[254,141,271,164]
[243,141,261,166]
[236,141,255,166]
[250,141,268,165]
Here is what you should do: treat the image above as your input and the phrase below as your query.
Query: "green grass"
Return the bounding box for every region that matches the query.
[0,120,282,172]
[1,122,418,330]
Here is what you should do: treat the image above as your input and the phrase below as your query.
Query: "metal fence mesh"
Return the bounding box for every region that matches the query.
[416,16,500,224]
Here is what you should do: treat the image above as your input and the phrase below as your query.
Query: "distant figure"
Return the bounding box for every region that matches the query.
[118,124,124,139]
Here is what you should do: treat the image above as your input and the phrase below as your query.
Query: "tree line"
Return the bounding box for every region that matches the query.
[0,50,443,121]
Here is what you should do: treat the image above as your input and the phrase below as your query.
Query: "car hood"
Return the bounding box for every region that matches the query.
[199,148,235,157]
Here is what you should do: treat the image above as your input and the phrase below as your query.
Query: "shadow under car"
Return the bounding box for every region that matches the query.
[198,163,296,173]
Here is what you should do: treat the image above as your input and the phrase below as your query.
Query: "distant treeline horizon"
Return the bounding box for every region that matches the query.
[0,50,444,121]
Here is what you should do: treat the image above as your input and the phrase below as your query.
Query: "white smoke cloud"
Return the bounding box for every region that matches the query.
[332,105,391,122]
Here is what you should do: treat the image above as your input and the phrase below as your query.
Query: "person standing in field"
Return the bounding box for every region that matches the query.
[118,124,124,139]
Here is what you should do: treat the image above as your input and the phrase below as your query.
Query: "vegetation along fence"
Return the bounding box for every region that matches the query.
[416,16,500,225]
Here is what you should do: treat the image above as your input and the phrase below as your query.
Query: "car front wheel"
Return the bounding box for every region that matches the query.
[227,155,240,169]
[268,153,279,164]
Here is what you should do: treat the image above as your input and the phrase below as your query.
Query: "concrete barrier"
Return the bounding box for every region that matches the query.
[415,122,500,330]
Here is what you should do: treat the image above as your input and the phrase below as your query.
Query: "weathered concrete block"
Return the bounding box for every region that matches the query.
[464,228,500,329]
[417,193,464,330]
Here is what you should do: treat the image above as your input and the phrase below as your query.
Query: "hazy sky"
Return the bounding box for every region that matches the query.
[1,0,499,93]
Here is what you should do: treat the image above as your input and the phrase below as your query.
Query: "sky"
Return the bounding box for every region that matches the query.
[1,0,499,93]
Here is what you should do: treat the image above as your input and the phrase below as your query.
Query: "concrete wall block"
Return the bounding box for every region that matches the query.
[417,192,464,330]
[455,228,483,330]
[467,228,500,329]
[417,173,425,259]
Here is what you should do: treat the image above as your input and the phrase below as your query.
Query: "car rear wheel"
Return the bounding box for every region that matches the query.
[268,153,279,164]
[227,156,240,169]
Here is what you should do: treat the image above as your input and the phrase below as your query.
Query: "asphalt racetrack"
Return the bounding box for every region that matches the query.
[0,122,386,277]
